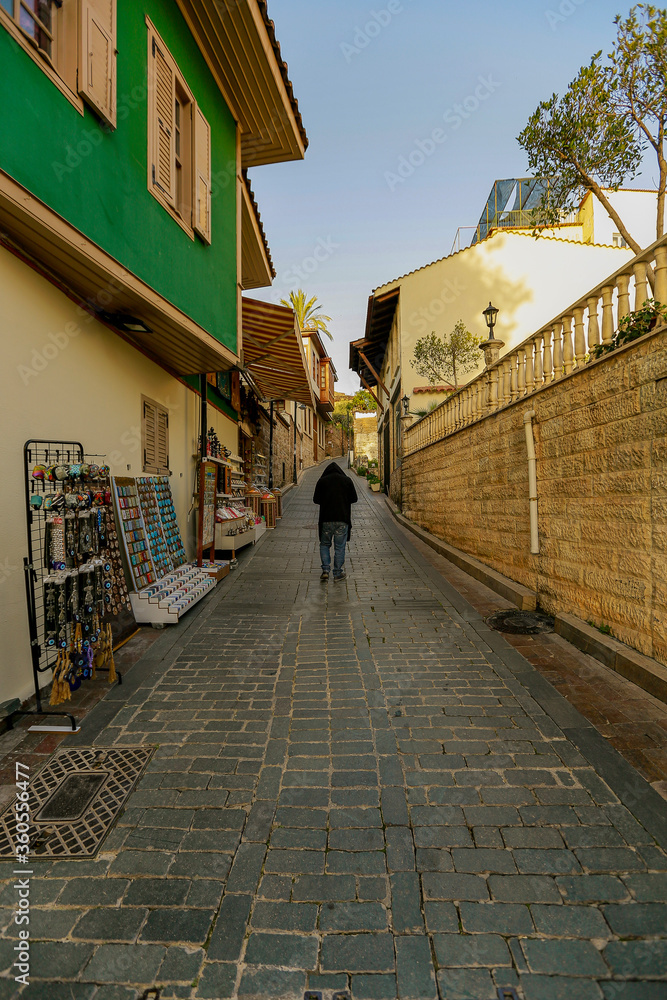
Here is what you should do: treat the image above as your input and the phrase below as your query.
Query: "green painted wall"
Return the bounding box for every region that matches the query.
[0,0,237,352]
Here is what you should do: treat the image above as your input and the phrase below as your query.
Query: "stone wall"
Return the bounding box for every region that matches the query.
[325,423,349,459]
[402,327,667,666]
[353,413,378,465]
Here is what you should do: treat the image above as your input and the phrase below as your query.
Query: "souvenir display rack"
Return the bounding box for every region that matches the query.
[197,461,217,565]
[215,519,266,562]
[22,440,126,732]
[113,475,219,623]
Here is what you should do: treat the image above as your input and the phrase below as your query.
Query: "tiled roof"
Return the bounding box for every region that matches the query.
[257,0,309,152]
[372,228,630,293]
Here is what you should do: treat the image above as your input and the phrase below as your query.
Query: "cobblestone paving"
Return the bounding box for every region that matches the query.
[1,463,666,1000]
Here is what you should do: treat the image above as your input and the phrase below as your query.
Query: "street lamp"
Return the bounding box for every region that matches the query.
[401,394,410,416]
[479,301,504,370]
[483,301,499,339]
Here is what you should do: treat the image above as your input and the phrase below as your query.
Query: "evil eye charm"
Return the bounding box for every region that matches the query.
[68,673,81,691]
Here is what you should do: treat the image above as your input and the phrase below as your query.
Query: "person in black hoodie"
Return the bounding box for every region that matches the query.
[313,462,358,582]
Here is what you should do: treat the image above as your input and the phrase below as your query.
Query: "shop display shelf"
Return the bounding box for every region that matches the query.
[215,521,266,557]
[129,565,217,624]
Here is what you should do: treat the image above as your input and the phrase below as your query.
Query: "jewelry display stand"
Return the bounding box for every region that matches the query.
[21,440,125,733]
[112,475,218,624]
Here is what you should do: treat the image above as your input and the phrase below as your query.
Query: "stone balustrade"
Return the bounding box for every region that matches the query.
[403,234,667,457]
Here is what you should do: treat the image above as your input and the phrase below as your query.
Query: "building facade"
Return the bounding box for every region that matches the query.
[350,181,649,495]
[0,0,312,703]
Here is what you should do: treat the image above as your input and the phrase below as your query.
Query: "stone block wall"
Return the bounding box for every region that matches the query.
[402,327,667,665]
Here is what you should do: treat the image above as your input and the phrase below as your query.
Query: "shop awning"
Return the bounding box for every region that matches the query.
[241,297,316,407]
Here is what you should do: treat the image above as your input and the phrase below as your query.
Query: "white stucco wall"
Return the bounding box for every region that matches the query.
[373,230,634,409]
[590,189,659,250]
[0,246,238,704]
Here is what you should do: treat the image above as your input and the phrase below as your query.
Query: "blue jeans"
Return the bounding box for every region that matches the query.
[320,521,347,576]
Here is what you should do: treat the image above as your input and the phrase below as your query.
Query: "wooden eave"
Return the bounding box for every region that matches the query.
[241,177,274,289]
[349,289,399,387]
[0,170,237,376]
[175,0,308,167]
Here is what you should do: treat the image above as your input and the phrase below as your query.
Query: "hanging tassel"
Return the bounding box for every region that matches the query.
[49,651,63,706]
[49,650,71,706]
[106,624,117,684]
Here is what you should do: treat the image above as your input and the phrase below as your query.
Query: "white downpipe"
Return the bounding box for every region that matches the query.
[523,409,539,555]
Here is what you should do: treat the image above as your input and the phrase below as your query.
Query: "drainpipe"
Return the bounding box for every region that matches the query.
[523,409,539,554]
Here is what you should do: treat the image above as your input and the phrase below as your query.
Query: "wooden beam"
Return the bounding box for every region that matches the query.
[359,351,389,397]
[359,375,384,411]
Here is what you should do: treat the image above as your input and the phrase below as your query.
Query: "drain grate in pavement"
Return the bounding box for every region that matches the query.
[486,609,554,635]
[0,746,153,858]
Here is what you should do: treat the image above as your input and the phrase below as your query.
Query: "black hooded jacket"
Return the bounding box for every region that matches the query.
[313,463,358,541]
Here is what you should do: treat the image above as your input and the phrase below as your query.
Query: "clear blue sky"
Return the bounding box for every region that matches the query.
[249,0,641,393]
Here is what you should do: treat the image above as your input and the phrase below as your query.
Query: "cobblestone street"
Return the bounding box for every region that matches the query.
[1,462,666,1000]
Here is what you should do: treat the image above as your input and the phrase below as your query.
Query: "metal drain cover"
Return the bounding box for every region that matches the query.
[0,746,153,858]
[486,609,555,635]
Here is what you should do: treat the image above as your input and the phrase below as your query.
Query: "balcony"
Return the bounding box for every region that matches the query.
[318,359,336,412]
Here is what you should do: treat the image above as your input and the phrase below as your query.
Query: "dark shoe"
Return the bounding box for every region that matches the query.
[333,570,346,582]
[320,571,329,581]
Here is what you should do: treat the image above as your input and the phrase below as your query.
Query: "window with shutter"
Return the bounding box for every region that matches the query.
[193,105,211,243]
[0,0,81,109]
[156,408,169,474]
[146,17,210,244]
[142,396,169,475]
[79,0,117,128]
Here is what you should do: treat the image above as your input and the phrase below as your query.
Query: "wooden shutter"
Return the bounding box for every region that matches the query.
[79,0,116,128]
[150,35,176,205]
[142,398,157,472]
[193,104,211,243]
[231,372,240,413]
[156,407,169,473]
[142,398,169,474]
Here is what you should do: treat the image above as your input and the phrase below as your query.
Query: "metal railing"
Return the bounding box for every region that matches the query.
[404,235,667,456]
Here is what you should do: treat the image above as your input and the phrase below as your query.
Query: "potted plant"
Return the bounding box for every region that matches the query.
[367,473,381,492]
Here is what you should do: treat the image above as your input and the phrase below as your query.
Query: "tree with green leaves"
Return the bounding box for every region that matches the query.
[410,320,482,389]
[281,289,333,339]
[352,389,377,412]
[517,4,667,254]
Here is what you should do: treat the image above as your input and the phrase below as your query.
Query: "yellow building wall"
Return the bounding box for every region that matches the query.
[374,230,634,411]
[0,246,237,704]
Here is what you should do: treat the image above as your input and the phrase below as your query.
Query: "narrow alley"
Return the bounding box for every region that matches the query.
[1,464,666,1000]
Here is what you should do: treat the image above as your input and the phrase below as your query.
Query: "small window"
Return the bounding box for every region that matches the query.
[612,233,628,248]
[1,0,116,121]
[142,396,169,475]
[146,17,211,242]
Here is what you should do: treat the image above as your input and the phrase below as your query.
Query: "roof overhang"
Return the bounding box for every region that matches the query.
[176,0,308,167]
[242,297,316,407]
[350,289,399,387]
[241,174,274,290]
[0,169,237,375]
